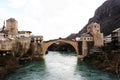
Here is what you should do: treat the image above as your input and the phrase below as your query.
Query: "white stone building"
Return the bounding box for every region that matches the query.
[76,22,104,56]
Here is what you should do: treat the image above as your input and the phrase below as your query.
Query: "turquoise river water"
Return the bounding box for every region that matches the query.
[5,51,117,80]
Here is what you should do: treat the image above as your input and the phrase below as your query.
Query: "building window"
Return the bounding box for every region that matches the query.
[84,38,86,40]
[94,25,96,28]
[87,37,89,40]
[89,37,92,40]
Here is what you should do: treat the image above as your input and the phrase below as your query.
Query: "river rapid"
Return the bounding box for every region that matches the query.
[5,51,117,80]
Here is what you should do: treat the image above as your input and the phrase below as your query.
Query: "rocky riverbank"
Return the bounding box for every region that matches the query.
[0,56,21,80]
[84,51,120,79]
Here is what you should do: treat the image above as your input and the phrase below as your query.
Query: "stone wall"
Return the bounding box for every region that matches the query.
[14,38,31,57]
[29,42,43,59]
[88,23,104,47]
[6,18,18,36]
[93,33,104,47]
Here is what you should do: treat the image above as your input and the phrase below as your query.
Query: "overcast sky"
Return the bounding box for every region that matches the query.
[0,0,106,40]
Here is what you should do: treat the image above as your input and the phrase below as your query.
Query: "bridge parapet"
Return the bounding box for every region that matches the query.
[43,39,76,43]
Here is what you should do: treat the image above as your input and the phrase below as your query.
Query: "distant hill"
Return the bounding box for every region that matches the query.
[67,0,120,39]
[66,33,77,40]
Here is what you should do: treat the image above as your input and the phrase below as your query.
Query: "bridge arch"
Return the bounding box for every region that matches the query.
[41,39,79,55]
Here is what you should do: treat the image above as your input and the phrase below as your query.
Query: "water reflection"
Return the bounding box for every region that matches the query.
[44,51,77,80]
[5,60,47,80]
[75,60,116,80]
[5,51,117,80]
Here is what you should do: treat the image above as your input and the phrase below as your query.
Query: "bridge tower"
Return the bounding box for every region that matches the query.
[30,36,44,59]
[76,22,104,57]
[6,18,18,38]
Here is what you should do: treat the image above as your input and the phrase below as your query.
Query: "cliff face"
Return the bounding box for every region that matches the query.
[0,57,21,79]
[67,0,120,39]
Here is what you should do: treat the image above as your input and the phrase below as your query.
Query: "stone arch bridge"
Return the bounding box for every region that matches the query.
[41,39,84,59]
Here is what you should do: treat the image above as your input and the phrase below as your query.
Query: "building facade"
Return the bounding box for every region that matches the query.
[0,18,32,57]
[104,34,112,48]
[87,22,104,47]
[6,18,18,38]
[31,36,43,43]
[111,28,120,49]
[18,31,32,38]
[76,22,104,56]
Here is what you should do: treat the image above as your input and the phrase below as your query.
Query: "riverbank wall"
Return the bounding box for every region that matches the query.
[0,56,21,80]
[84,50,120,79]
[0,37,31,80]
[14,37,31,57]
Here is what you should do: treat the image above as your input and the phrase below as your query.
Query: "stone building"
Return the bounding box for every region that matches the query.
[87,22,104,47]
[76,22,104,56]
[0,31,7,38]
[0,18,32,57]
[104,34,112,46]
[0,19,16,56]
[0,38,13,51]
[31,36,43,43]
[30,36,43,58]
[6,18,18,38]
[17,31,32,38]
[0,37,15,56]
[76,33,94,56]
[111,28,120,49]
